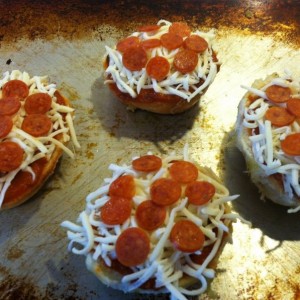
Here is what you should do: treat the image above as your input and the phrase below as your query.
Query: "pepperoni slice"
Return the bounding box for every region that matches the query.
[136,200,166,231]
[101,196,132,225]
[169,161,198,184]
[132,155,162,172]
[0,116,13,138]
[150,178,181,206]
[281,133,300,156]
[115,227,150,267]
[122,46,148,71]
[141,39,161,50]
[109,174,135,199]
[0,141,24,172]
[160,33,183,50]
[24,93,52,115]
[0,97,21,116]
[138,25,161,32]
[21,114,52,137]
[2,80,29,99]
[116,36,140,53]
[169,22,191,38]
[183,35,208,53]
[185,181,215,205]
[173,49,198,74]
[170,219,204,253]
[146,56,170,81]
[265,85,291,103]
[287,98,300,117]
[265,106,295,127]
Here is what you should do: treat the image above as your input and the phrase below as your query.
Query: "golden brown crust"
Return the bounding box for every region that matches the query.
[0,91,70,210]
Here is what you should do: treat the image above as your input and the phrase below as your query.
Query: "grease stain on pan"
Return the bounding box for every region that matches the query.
[58,82,81,102]
[6,245,24,261]
[0,275,42,300]
[236,273,300,300]
[0,273,94,300]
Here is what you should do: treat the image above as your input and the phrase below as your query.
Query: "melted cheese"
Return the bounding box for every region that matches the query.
[0,70,80,207]
[241,72,300,212]
[104,20,218,102]
[61,146,245,300]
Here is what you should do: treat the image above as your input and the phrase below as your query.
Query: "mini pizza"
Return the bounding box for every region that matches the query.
[61,146,243,299]
[236,71,300,213]
[104,20,219,114]
[0,70,80,210]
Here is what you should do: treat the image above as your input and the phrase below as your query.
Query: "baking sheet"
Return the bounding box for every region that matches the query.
[0,1,300,299]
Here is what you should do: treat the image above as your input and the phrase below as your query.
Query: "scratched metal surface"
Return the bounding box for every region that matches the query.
[0,1,300,299]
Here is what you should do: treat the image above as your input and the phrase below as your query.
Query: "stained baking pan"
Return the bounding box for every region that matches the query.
[0,1,300,299]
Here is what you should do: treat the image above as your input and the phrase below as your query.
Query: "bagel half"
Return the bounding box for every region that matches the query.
[105,80,202,115]
[103,20,219,114]
[0,70,80,210]
[236,72,300,211]
[62,146,240,299]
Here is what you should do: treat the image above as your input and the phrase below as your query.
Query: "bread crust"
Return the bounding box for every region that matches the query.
[107,80,202,115]
[0,91,70,210]
[85,165,233,294]
[236,73,300,207]
[104,55,206,115]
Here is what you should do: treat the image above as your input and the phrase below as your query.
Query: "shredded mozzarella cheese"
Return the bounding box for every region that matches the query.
[0,70,80,208]
[241,71,300,212]
[104,20,218,102]
[62,146,243,300]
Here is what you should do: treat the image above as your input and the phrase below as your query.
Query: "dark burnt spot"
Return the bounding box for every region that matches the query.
[0,264,95,300]
[0,275,42,300]
[0,272,96,300]
[0,0,298,46]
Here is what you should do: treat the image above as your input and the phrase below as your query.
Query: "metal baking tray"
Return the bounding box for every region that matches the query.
[0,1,299,299]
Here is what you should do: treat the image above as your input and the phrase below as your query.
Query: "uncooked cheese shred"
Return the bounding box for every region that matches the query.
[61,145,246,300]
[0,70,80,207]
[241,70,300,213]
[104,20,218,101]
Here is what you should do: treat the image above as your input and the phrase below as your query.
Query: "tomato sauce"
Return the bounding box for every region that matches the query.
[3,158,48,204]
